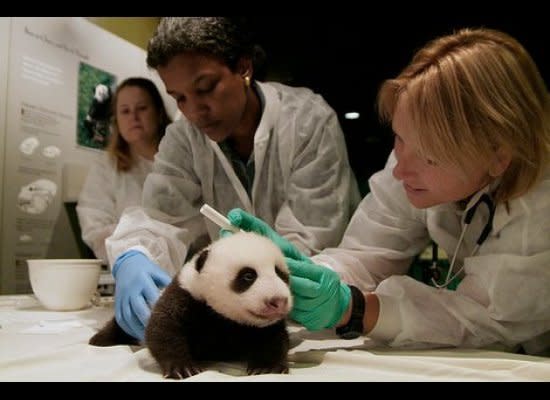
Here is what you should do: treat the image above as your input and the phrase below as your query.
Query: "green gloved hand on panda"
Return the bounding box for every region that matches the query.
[286,257,351,331]
[220,208,311,263]
[220,208,351,331]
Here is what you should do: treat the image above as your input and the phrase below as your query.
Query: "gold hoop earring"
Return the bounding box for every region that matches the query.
[244,76,251,88]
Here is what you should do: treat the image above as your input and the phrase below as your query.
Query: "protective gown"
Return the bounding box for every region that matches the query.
[106,81,361,275]
[314,152,550,355]
[76,154,152,263]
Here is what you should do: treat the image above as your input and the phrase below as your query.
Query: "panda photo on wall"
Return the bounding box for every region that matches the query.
[83,83,112,144]
[89,231,293,379]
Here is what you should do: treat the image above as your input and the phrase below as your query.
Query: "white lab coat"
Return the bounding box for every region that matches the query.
[76,153,153,264]
[314,152,550,355]
[106,81,361,275]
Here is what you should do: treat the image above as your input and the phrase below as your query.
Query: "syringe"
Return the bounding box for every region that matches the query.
[199,204,243,233]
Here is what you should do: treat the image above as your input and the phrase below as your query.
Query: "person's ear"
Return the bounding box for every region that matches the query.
[237,57,253,80]
[488,146,512,177]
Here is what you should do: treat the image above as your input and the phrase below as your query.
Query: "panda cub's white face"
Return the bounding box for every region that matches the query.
[179,232,293,327]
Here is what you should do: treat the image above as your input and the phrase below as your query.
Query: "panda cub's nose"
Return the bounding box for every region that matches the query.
[265,296,288,313]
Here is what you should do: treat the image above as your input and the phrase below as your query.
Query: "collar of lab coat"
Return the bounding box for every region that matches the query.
[462,178,500,217]
[249,82,281,202]
[206,81,282,211]
[491,163,550,234]
[428,176,500,232]
[253,81,281,145]
[206,81,280,149]
[434,165,550,237]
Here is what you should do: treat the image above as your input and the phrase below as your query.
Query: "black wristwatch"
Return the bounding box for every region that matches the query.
[335,285,365,339]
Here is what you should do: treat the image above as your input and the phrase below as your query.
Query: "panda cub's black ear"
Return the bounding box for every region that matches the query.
[195,249,209,273]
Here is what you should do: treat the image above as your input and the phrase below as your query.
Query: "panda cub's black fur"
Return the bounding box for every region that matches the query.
[89,232,292,379]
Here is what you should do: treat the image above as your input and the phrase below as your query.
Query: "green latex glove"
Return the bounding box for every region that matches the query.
[222,208,310,263]
[286,258,351,331]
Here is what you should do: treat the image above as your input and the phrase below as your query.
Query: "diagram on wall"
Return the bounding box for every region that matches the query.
[17,178,57,215]
[1,17,177,294]
[76,62,117,150]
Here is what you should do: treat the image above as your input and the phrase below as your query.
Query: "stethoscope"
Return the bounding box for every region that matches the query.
[428,193,496,289]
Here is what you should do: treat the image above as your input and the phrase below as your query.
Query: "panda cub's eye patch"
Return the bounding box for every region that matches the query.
[241,269,257,282]
[275,265,289,284]
[232,267,258,293]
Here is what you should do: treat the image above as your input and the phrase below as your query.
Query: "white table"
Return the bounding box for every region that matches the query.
[1,294,549,381]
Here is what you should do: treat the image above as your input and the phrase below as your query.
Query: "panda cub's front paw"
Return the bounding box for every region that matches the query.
[247,362,289,375]
[161,361,203,380]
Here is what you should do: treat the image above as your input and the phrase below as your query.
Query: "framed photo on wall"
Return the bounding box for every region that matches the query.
[76,62,117,150]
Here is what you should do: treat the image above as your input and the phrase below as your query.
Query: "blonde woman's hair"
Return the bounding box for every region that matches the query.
[377,27,550,203]
[107,77,172,172]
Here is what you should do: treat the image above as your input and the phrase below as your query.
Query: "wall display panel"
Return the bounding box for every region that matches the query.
[0,17,176,294]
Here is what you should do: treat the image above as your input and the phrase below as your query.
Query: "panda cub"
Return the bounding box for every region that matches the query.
[89,232,292,379]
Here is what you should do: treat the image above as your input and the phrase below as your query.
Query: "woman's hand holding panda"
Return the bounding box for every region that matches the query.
[286,258,351,331]
[224,208,351,331]
[112,250,172,341]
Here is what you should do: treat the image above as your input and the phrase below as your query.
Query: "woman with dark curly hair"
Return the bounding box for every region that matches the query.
[106,17,360,342]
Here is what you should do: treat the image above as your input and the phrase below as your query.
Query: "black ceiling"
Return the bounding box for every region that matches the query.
[248,15,548,183]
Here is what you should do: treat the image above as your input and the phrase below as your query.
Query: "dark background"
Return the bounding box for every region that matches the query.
[248,14,548,191]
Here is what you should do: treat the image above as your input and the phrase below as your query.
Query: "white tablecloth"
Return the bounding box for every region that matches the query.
[1,295,549,381]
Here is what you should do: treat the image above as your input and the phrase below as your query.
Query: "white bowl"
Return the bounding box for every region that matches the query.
[27,259,102,311]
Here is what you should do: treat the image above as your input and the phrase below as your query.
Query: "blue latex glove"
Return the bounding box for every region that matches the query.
[112,250,172,342]
[222,208,311,263]
[286,258,351,331]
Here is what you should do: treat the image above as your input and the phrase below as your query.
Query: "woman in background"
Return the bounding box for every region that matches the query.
[77,77,172,263]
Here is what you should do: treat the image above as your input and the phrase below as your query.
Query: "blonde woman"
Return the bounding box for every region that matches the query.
[77,77,171,263]
[230,28,550,355]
